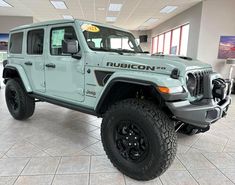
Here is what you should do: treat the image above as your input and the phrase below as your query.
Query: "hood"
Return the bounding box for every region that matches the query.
[102,53,212,76]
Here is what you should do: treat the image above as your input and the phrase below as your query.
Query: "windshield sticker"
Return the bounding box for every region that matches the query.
[81,24,100,33]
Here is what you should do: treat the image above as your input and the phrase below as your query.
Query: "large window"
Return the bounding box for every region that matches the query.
[151,24,190,56]
[9,32,23,54]
[27,29,44,55]
[50,26,77,56]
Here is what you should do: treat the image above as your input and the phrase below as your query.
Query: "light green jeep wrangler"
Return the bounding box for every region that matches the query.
[2,19,232,180]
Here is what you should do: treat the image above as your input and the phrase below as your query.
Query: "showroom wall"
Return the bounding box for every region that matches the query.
[0,16,33,33]
[131,30,151,52]
[197,0,235,78]
[150,2,203,59]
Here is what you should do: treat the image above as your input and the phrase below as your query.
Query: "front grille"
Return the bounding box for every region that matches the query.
[191,70,212,97]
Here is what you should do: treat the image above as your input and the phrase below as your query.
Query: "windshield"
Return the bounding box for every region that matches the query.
[81,23,142,53]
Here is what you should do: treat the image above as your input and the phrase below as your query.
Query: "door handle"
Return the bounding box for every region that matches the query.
[45,63,56,68]
[24,61,32,66]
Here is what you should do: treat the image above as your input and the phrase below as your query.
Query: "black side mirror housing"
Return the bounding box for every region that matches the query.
[62,40,79,54]
[143,51,150,54]
[3,60,8,68]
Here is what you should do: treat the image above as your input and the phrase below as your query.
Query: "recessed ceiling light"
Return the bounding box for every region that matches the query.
[98,7,105,11]
[108,3,122,11]
[144,18,158,25]
[50,1,67,9]
[0,0,12,7]
[106,16,117,22]
[160,6,178,14]
[62,15,73,19]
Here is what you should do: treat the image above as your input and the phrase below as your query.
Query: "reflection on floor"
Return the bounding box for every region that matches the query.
[0,87,235,185]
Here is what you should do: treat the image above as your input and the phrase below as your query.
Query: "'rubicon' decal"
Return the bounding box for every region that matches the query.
[106,62,166,71]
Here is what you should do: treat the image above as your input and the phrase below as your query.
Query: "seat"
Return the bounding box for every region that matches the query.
[87,41,95,49]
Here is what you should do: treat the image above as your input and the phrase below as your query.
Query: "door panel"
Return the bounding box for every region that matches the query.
[45,24,85,102]
[24,28,45,92]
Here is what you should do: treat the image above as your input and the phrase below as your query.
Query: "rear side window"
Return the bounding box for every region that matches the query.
[27,29,44,55]
[50,26,77,55]
[9,32,23,54]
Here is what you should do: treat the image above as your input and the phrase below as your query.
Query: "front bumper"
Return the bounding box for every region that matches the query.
[166,74,232,128]
[166,96,231,128]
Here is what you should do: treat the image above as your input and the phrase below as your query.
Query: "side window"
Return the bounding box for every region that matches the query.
[50,26,77,55]
[9,32,23,54]
[27,29,44,55]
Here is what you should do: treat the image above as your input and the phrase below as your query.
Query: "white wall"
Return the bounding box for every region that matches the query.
[0,16,33,33]
[197,0,235,78]
[131,30,151,52]
[150,3,203,59]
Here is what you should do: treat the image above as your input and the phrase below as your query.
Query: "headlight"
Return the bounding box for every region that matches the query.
[186,73,197,94]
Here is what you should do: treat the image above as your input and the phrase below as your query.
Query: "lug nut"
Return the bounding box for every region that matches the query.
[126,137,129,140]
[129,143,132,146]
[134,143,137,146]
[134,137,137,140]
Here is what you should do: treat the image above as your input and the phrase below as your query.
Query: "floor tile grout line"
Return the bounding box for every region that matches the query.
[175,155,200,185]
[182,134,204,153]
[25,139,54,157]
[201,153,235,185]
[80,140,101,154]
[2,140,21,158]
[227,152,235,159]
[123,174,127,185]
[222,138,230,152]
[88,155,92,185]
[159,176,164,185]
[50,156,62,185]
[189,134,203,148]
[86,133,101,141]
[13,157,31,185]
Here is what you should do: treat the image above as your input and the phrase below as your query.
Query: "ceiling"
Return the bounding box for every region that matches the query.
[0,0,202,30]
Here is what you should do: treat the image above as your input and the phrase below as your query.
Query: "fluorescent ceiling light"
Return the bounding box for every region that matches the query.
[144,18,158,25]
[50,1,67,9]
[98,7,105,11]
[106,16,117,22]
[0,0,12,7]
[108,3,122,11]
[62,15,73,19]
[160,6,178,14]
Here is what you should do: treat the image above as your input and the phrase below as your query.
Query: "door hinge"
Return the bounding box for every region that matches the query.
[76,88,85,95]
[41,81,46,87]
[77,66,85,74]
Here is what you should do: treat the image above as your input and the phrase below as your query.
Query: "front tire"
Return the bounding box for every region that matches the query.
[5,79,35,120]
[101,99,177,181]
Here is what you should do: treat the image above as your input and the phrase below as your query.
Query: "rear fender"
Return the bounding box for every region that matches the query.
[3,64,32,92]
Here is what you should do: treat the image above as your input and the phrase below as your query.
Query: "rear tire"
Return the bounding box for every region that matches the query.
[101,99,177,181]
[5,79,35,120]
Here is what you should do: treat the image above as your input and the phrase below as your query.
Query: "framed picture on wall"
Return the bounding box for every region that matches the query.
[0,34,9,51]
[218,36,235,59]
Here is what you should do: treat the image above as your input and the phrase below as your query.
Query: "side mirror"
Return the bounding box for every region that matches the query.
[62,40,79,54]
[3,60,8,68]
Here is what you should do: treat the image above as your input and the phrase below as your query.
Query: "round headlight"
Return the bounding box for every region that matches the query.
[186,73,197,94]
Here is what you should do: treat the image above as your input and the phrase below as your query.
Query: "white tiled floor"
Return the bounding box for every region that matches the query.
[0,85,235,185]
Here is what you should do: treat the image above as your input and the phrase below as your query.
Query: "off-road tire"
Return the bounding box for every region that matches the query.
[5,79,35,120]
[101,99,177,181]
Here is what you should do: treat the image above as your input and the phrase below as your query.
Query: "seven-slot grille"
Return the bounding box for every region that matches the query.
[191,70,212,97]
